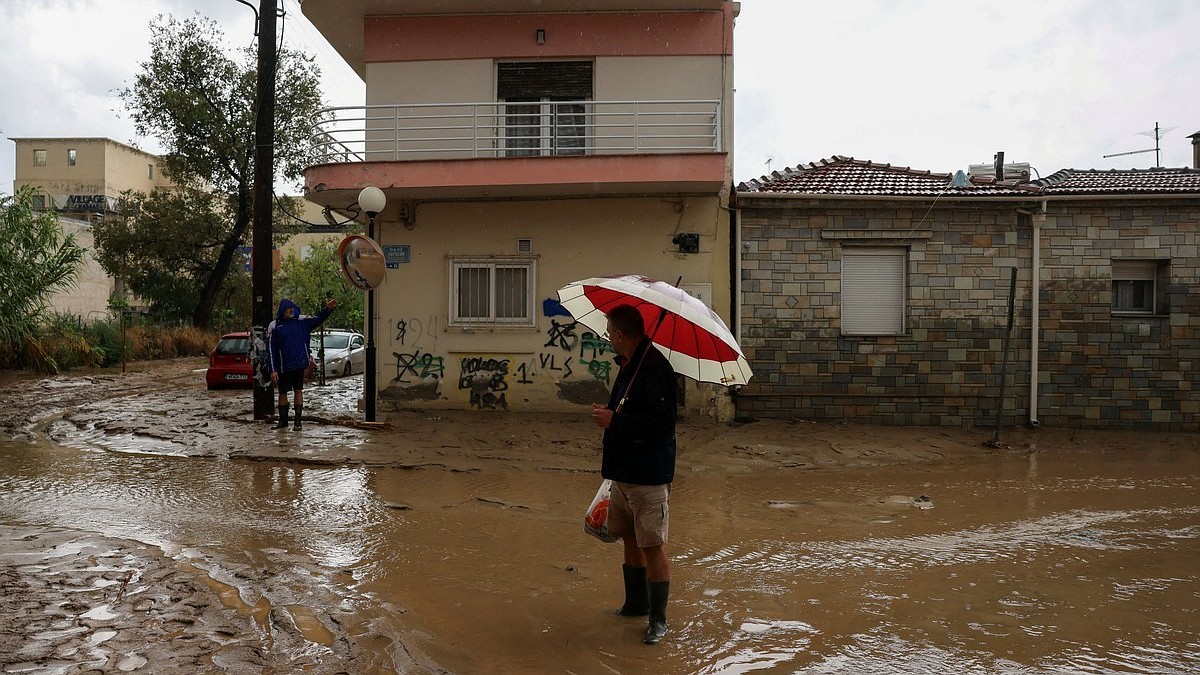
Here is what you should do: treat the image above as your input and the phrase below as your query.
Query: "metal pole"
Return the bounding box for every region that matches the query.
[121,311,127,374]
[251,0,278,420]
[365,214,377,422]
[991,267,1018,445]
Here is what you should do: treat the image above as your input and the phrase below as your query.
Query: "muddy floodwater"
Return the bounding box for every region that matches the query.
[1,359,1198,674]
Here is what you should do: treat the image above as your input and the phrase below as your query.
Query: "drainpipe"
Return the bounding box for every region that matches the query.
[729,184,740,338]
[1029,201,1046,427]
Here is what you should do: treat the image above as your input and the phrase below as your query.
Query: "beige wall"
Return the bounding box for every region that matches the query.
[370,195,730,411]
[12,138,164,203]
[45,217,114,320]
[367,59,494,104]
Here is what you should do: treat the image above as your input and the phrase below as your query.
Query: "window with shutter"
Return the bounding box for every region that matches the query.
[1111,259,1167,314]
[497,62,592,157]
[841,248,906,335]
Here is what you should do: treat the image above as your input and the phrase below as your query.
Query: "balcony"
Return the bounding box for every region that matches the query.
[303,100,728,203]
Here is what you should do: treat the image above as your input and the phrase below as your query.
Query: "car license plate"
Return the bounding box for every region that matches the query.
[226,374,248,380]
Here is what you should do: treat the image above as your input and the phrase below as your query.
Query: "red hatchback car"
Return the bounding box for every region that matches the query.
[206,331,254,389]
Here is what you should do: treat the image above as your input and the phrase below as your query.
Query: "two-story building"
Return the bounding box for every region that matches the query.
[300,1,739,413]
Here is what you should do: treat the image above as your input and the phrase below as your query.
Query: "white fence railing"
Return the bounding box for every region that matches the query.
[309,100,722,164]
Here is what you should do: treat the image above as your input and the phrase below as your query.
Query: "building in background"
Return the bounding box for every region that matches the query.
[9,137,175,320]
[300,0,739,414]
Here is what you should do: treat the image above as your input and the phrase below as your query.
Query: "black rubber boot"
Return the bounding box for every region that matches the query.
[293,404,303,430]
[273,405,289,430]
[643,580,669,645]
[616,565,649,617]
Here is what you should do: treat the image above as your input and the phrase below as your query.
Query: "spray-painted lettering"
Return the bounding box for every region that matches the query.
[459,357,510,410]
[580,332,613,360]
[544,319,579,351]
[538,353,574,378]
[394,350,444,383]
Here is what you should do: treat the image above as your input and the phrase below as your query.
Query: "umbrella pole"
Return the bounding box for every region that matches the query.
[613,276,683,414]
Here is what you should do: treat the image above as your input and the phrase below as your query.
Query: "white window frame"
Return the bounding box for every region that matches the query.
[1111,259,1164,315]
[448,256,537,327]
[841,246,907,336]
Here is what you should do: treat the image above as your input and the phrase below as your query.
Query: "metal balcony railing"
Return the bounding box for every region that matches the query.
[308,100,722,164]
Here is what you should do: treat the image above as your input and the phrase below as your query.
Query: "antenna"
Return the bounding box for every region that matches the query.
[1103,122,1177,168]
[765,156,774,174]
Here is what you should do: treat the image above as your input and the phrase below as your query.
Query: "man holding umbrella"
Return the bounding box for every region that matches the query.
[591,303,678,645]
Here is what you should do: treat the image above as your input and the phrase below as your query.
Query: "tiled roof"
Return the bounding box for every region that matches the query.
[738,156,1041,197]
[1031,167,1200,194]
[738,156,1200,198]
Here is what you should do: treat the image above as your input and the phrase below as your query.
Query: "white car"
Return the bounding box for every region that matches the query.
[310,330,366,377]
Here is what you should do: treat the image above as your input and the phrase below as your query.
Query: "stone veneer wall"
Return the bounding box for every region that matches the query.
[736,198,1198,431]
[1035,203,1198,430]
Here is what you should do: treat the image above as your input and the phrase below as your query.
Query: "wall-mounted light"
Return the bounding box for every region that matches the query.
[536,28,546,45]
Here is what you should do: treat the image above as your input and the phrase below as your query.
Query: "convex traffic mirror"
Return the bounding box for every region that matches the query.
[338,235,386,290]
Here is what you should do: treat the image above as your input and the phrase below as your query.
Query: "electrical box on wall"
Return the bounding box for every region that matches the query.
[680,283,712,309]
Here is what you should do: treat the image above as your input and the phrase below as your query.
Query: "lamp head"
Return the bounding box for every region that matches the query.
[358,186,387,218]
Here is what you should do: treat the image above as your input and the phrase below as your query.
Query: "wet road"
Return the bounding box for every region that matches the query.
[2,426,1197,673]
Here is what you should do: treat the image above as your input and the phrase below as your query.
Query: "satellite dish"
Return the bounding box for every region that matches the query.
[338,235,386,290]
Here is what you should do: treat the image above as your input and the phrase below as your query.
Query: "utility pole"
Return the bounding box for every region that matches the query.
[251,0,278,420]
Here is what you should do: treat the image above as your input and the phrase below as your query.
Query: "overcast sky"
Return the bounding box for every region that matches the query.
[2,0,1198,195]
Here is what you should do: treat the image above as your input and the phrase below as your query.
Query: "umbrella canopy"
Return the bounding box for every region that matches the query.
[557,275,753,386]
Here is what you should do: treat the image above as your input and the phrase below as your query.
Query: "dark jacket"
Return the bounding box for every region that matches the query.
[266,299,332,374]
[601,338,678,485]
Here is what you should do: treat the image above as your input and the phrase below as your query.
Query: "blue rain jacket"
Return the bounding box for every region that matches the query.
[266,299,332,374]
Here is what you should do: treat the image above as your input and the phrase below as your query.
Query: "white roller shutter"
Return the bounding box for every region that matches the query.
[841,247,906,335]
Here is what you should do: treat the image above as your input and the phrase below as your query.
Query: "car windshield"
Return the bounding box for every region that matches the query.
[216,338,249,355]
[311,334,350,350]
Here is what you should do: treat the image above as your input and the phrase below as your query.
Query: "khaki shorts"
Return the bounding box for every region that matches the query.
[607,482,670,547]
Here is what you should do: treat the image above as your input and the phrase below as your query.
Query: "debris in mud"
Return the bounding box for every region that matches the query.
[476,496,531,510]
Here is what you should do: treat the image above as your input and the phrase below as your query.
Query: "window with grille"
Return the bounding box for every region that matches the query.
[33,149,46,167]
[449,257,537,327]
[498,61,592,157]
[1112,259,1168,315]
[841,247,907,335]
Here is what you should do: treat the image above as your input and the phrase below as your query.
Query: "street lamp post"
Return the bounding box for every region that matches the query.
[357,186,386,422]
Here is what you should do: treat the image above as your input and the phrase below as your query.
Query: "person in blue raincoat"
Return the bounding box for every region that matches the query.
[266,298,336,430]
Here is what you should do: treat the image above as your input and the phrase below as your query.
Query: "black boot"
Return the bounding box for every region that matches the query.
[293,404,303,430]
[273,405,289,430]
[644,580,669,645]
[616,565,649,617]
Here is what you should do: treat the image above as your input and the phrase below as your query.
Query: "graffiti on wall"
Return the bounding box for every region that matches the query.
[382,302,617,408]
[394,350,445,383]
[577,330,614,384]
[544,318,579,351]
[459,356,510,410]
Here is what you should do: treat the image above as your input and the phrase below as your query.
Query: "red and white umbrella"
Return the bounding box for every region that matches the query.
[557,275,753,386]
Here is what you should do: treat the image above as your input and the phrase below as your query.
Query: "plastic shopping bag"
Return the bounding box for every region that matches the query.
[584,479,619,543]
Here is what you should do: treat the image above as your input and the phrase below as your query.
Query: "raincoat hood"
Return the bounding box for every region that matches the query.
[276,298,301,321]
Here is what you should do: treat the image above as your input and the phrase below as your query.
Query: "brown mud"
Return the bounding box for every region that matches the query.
[0,358,1197,673]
